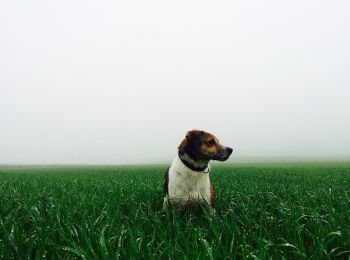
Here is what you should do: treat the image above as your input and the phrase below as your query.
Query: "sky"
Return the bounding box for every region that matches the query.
[1,0,350,164]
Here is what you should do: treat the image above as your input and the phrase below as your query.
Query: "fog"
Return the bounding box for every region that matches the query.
[1,0,350,164]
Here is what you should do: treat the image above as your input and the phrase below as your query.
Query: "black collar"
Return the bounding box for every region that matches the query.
[179,157,209,173]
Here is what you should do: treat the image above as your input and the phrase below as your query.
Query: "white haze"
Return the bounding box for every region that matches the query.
[1,0,350,164]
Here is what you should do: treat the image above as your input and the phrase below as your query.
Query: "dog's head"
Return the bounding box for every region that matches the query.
[178,130,233,162]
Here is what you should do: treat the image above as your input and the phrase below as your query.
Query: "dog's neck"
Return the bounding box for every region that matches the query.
[178,152,210,172]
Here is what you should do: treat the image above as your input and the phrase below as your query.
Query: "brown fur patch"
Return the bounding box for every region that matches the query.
[201,134,223,156]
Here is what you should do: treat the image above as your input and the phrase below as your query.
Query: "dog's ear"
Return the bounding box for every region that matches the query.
[184,130,203,159]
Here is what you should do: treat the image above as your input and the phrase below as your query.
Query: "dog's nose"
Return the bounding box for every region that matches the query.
[226,147,233,155]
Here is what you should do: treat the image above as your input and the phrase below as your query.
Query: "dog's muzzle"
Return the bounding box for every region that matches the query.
[212,146,233,161]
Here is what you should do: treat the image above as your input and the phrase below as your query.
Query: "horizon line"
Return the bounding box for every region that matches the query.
[1,155,350,167]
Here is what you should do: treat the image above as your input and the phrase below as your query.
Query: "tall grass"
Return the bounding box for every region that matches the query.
[0,163,349,259]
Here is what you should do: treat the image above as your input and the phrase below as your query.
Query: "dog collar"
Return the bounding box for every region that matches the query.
[179,156,210,173]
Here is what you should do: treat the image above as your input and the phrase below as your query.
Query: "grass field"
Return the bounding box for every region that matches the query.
[1,162,350,259]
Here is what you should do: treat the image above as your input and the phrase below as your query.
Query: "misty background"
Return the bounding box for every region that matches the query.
[1,0,349,164]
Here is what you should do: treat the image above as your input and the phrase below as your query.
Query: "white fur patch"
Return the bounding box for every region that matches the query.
[164,156,211,206]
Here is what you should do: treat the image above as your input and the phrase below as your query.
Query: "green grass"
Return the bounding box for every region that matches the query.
[0,163,350,259]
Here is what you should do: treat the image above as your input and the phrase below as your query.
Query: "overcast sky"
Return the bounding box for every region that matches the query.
[1,0,350,164]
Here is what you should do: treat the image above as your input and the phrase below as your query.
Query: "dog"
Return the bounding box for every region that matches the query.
[163,130,233,210]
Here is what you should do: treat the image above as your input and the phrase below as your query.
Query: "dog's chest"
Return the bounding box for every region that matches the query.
[168,159,211,204]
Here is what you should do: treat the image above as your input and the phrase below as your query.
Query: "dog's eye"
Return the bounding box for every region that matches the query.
[208,139,215,146]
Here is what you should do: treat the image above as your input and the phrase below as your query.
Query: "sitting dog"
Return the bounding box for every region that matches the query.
[163,130,233,210]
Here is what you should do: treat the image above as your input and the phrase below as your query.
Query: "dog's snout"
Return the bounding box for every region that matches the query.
[213,146,233,161]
